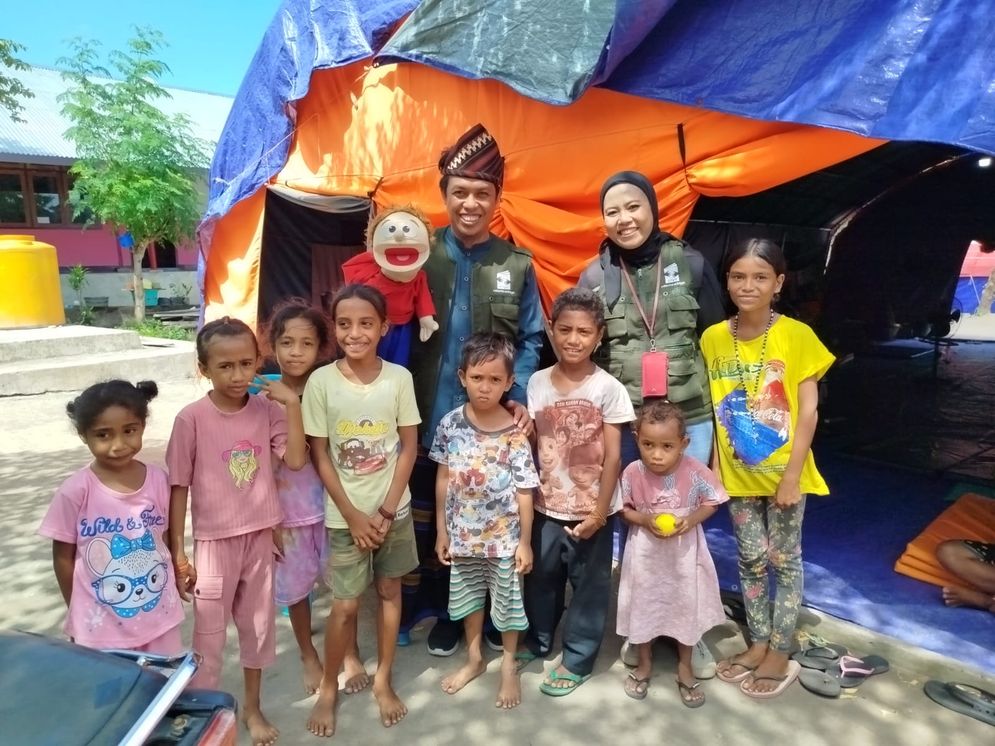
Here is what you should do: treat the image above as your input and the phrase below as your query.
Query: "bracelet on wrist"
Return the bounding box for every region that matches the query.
[378,506,396,521]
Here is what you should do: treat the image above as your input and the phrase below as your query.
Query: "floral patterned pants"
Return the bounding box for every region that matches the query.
[727,496,807,653]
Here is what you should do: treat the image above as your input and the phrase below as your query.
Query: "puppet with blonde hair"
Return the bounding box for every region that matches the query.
[342,205,439,365]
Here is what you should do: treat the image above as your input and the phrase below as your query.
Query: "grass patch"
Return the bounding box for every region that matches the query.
[120,318,193,341]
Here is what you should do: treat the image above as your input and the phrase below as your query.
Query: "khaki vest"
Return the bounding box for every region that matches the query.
[409,228,533,426]
[594,239,711,416]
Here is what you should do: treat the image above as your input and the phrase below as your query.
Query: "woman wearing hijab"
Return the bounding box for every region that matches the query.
[579,171,723,464]
[577,170,725,678]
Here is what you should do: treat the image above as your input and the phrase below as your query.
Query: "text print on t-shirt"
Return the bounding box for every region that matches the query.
[79,504,165,537]
[335,417,390,476]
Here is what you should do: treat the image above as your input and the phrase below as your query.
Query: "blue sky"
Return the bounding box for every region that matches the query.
[3,1,281,96]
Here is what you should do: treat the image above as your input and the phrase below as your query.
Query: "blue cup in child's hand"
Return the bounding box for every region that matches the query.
[248,373,281,395]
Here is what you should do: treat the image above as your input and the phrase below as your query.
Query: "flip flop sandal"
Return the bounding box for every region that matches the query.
[539,670,592,697]
[924,681,995,726]
[514,650,539,672]
[677,679,705,708]
[790,643,849,671]
[716,659,757,683]
[829,655,890,688]
[740,660,801,699]
[624,672,651,700]
[798,668,842,698]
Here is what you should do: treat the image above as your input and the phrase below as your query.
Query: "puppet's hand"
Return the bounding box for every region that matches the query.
[419,315,439,342]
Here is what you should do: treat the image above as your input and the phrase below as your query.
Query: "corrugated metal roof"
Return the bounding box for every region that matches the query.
[0,66,233,164]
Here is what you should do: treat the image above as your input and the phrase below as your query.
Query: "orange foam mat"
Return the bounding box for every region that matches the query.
[894,493,995,588]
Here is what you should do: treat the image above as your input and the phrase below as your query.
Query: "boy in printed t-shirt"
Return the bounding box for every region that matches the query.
[431,332,539,709]
[522,288,635,697]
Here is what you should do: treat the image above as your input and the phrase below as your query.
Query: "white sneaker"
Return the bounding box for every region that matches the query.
[620,639,639,667]
[692,640,716,679]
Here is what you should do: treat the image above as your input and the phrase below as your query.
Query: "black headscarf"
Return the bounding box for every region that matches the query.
[598,170,673,308]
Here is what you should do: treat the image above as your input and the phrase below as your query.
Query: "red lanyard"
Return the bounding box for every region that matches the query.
[620,258,662,351]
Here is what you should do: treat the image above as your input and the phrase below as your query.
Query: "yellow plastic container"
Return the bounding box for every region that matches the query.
[0,235,66,328]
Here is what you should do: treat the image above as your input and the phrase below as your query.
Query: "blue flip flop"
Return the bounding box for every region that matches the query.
[539,669,592,697]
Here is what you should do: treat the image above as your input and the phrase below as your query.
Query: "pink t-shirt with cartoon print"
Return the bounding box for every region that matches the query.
[38,464,184,649]
[165,394,286,540]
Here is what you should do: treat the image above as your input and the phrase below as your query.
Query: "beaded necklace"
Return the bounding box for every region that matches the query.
[732,309,775,419]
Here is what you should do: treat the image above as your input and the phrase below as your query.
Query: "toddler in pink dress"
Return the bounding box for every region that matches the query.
[617,400,728,707]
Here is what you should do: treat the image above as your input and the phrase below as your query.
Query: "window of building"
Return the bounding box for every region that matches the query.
[0,172,27,224]
[0,165,86,227]
[32,174,63,225]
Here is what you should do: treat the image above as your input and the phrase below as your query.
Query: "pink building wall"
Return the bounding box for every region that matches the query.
[28,225,199,269]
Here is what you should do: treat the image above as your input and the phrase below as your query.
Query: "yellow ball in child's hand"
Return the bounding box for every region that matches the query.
[654,513,676,534]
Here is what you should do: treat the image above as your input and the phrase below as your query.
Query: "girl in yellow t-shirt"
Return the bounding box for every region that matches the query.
[700,238,834,700]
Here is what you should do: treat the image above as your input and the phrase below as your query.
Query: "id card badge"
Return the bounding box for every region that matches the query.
[641,350,669,399]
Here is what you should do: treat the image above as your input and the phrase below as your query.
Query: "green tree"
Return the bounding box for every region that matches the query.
[0,39,33,122]
[58,28,210,320]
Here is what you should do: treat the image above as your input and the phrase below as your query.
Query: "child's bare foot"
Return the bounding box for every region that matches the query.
[942,585,995,611]
[306,687,337,738]
[301,649,324,695]
[342,655,370,694]
[441,657,486,694]
[496,657,522,709]
[243,706,279,746]
[741,649,789,695]
[373,679,408,727]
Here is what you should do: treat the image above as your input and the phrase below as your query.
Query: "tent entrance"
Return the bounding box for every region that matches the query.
[257,186,370,323]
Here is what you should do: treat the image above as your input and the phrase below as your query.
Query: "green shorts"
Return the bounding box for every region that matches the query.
[326,509,418,599]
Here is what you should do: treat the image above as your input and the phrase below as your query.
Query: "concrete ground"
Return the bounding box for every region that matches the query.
[2,380,993,745]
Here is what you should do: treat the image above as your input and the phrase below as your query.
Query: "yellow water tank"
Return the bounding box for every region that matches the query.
[0,234,67,328]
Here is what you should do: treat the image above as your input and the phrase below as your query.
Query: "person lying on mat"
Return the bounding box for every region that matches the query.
[936,540,995,613]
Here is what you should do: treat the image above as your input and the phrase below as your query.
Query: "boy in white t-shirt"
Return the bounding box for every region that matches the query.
[521,288,635,697]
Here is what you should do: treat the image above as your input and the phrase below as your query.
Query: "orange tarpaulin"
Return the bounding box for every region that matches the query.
[894,493,995,588]
[203,61,883,326]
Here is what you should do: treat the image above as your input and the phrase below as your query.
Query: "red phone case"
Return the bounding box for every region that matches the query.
[641,350,669,398]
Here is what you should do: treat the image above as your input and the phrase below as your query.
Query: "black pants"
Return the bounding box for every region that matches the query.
[400,458,450,631]
[523,512,613,676]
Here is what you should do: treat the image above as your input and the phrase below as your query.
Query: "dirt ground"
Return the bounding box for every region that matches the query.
[1,380,993,745]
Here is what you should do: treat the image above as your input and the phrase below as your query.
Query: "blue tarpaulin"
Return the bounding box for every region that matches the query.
[603,0,995,154]
[205,0,417,221]
[206,0,995,223]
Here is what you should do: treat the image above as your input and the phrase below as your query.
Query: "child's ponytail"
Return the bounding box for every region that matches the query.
[66,379,159,434]
[135,380,159,403]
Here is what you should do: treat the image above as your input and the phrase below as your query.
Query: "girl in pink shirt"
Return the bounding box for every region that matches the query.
[166,317,307,746]
[39,379,184,655]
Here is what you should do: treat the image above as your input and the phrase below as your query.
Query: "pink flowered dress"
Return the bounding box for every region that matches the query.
[616,456,728,645]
